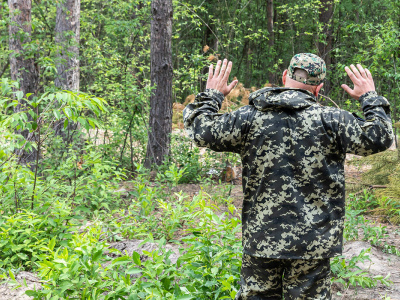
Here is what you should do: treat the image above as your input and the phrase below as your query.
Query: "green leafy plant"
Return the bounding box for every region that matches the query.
[0,206,74,270]
[331,248,391,288]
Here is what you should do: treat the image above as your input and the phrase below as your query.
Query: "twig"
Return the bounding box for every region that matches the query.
[0,61,10,77]
[318,94,340,108]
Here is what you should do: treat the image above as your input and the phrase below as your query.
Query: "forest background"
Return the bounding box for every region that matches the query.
[0,0,400,299]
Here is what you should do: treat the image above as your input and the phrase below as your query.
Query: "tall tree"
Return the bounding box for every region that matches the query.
[54,0,80,91]
[8,0,39,166]
[145,0,173,167]
[318,0,334,95]
[54,0,81,142]
[267,0,274,84]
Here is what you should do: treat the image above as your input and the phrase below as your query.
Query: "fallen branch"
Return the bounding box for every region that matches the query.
[347,181,387,189]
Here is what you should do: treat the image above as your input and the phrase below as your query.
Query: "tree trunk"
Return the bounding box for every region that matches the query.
[54,0,81,143]
[267,0,274,84]
[55,0,80,91]
[8,0,39,166]
[144,0,173,168]
[318,0,333,96]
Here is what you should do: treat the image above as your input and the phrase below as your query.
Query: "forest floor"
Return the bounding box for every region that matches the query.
[1,154,400,299]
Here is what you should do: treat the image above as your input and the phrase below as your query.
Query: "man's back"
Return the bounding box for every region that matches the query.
[184,86,393,260]
[240,87,392,259]
[183,55,394,299]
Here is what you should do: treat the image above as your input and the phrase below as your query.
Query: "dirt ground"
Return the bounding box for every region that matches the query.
[0,272,41,299]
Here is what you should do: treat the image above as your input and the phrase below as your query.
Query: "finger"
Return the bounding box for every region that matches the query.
[341,84,353,95]
[345,66,358,83]
[357,64,367,78]
[208,64,213,81]
[214,60,222,77]
[222,61,233,82]
[350,64,362,79]
[365,68,373,80]
[227,80,239,93]
[218,59,228,78]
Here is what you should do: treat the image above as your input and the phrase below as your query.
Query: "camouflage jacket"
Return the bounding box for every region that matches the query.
[183,87,393,259]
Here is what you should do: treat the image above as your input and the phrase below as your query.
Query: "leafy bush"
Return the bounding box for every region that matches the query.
[20,194,242,299]
[331,248,391,288]
[0,206,74,271]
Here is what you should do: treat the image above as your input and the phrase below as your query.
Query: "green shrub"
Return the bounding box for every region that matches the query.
[0,206,74,271]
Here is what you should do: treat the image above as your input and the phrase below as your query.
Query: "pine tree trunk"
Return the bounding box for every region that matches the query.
[267,0,274,84]
[318,0,333,96]
[54,0,81,143]
[8,0,39,166]
[145,0,173,168]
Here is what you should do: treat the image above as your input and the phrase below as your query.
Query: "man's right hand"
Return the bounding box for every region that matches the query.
[341,64,375,100]
[206,59,238,96]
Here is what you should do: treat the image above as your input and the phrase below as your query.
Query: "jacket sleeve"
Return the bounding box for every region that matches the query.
[336,91,394,156]
[183,89,255,154]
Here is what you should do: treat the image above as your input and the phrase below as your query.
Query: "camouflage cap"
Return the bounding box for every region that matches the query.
[287,53,326,85]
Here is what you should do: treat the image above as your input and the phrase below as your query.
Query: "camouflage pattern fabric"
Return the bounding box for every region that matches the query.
[236,254,331,300]
[287,53,326,85]
[183,87,393,259]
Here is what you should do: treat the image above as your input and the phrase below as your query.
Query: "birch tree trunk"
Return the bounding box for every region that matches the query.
[8,0,39,166]
[54,0,81,143]
[145,0,173,168]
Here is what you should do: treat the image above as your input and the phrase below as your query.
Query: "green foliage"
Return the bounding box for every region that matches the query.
[157,193,202,241]
[344,197,389,247]
[12,192,242,300]
[26,227,111,299]
[0,207,73,271]
[331,248,391,289]
[347,190,379,211]
[169,135,203,184]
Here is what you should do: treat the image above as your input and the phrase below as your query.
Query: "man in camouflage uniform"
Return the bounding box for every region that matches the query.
[183,53,394,299]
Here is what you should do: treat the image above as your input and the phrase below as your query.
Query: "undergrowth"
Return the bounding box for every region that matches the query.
[0,84,399,298]
[1,164,399,299]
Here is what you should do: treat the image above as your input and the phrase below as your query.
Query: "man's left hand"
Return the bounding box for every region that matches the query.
[206,59,238,96]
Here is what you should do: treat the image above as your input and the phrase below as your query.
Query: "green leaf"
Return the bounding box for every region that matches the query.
[64,107,72,119]
[8,270,16,281]
[25,291,36,296]
[132,251,141,266]
[48,237,56,251]
[176,295,193,300]
[126,267,142,274]
[64,119,68,129]
[92,249,103,262]
[111,256,130,266]
[15,91,23,100]
[53,110,62,120]
[17,253,29,260]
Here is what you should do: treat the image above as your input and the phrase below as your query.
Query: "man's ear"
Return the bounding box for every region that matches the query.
[282,69,288,86]
[314,83,324,97]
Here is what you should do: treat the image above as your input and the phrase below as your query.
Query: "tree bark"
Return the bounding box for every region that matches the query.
[318,0,334,96]
[8,0,39,97]
[54,0,81,143]
[8,0,39,166]
[267,0,274,84]
[54,0,80,91]
[145,0,173,168]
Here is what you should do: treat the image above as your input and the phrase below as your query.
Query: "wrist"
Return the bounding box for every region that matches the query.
[359,91,377,101]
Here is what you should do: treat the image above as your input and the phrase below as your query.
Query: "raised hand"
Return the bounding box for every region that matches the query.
[206,59,238,96]
[341,64,375,100]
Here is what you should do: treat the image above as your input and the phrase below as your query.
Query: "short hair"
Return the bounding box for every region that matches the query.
[293,68,308,80]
